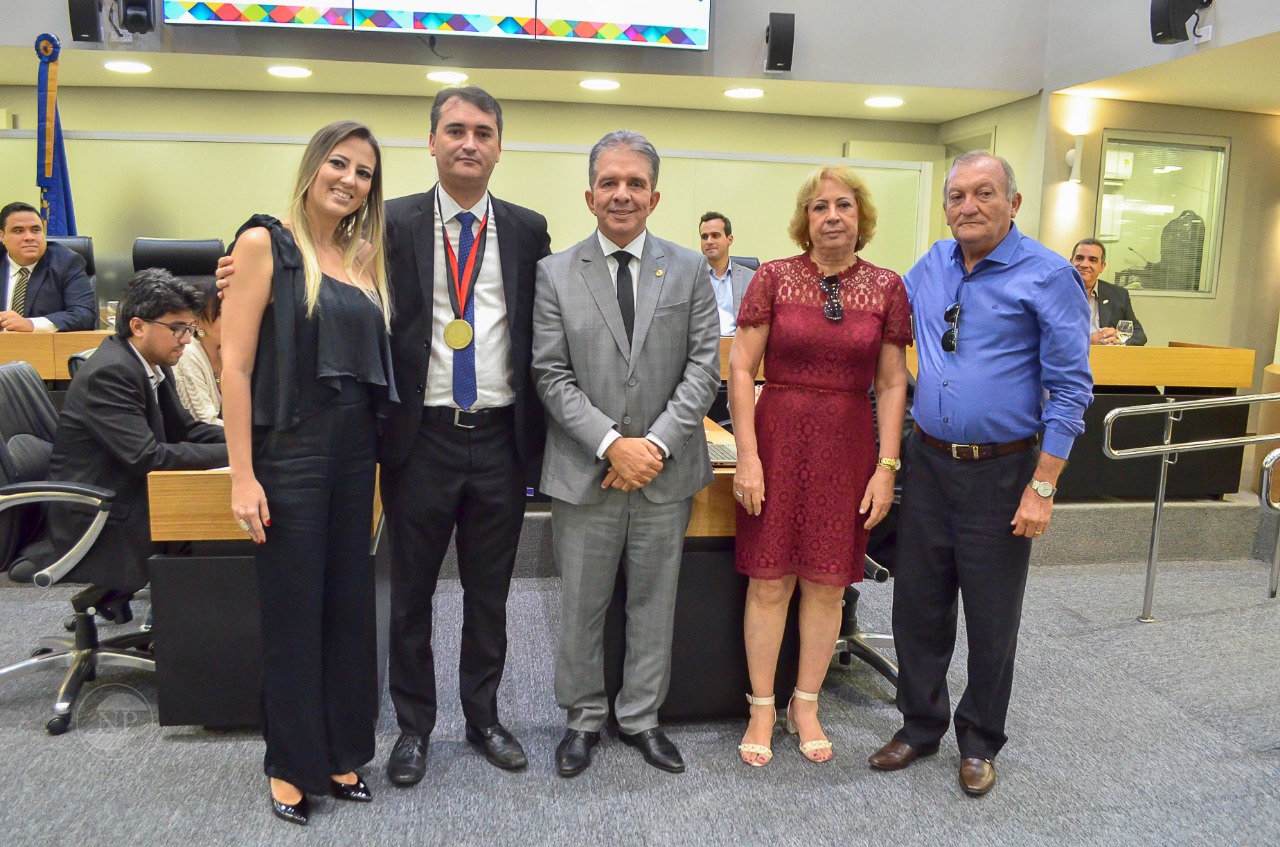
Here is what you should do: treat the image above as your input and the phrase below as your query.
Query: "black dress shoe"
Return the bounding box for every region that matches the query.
[466,723,528,771]
[329,772,373,802]
[619,727,685,774]
[386,732,429,786]
[555,729,600,778]
[270,791,310,826]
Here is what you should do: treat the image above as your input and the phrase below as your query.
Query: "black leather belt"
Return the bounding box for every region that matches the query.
[423,405,514,429]
[913,423,1036,461]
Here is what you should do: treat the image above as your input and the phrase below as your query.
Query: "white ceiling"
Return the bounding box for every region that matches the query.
[1057,31,1280,117]
[1,30,1278,123]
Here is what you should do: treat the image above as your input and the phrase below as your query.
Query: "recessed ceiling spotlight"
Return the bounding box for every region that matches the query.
[724,88,765,99]
[104,61,151,74]
[580,79,621,91]
[427,71,469,84]
[267,66,312,79]
[864,96,904,108]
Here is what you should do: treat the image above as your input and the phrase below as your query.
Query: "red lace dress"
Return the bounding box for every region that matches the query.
[734,254,912,586]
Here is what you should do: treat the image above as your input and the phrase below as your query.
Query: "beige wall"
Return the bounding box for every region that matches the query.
[0,86,938,296]
[1039,94,1280,386]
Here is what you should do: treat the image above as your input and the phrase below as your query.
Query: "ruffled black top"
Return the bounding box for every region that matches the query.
[233,214,397,431]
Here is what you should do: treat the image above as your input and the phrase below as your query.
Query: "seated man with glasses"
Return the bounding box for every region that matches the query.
[36,268,227,600]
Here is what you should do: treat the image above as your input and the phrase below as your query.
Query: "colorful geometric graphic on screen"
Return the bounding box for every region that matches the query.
[353,10,534,37]
[163,2,352,26]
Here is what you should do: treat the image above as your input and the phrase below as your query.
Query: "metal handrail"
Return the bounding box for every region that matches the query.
[1102,392,1280,621]
[1257,448,1280,600]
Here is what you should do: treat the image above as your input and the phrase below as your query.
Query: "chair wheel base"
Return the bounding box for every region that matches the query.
[46,715,69,735]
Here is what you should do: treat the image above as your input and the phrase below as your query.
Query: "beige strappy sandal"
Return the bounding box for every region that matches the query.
[786,688,833,762]
[737,693,776,766]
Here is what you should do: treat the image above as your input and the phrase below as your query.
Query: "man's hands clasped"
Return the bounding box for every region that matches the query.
[602,437,664,491]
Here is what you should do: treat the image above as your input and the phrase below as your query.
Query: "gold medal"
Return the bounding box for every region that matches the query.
[444,319,474,350]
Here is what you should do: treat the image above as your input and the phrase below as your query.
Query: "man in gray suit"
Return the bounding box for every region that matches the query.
[532,131,720,777]
[697,211,755,336]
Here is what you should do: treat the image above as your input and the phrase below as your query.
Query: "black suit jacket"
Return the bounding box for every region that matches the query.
[380,188,551,483]
[1096,279,1147,346]
[45,335,227,592]
[1,241,97,331]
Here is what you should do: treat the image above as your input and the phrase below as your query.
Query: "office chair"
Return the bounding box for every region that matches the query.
[0,362,154,735]
[66,349,97,380]
[132,237,225,281]
[730,256,760,271]
[47,235,97,299]
[831,376,919,687]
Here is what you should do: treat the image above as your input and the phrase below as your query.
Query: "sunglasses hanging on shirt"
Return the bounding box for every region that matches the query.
[818,275,843,322]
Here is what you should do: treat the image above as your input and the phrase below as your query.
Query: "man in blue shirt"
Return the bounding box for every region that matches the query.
[868,152,1092,796]
[697,212,754,336]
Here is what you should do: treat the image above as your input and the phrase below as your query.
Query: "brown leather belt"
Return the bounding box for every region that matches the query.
[913,423,1037,461]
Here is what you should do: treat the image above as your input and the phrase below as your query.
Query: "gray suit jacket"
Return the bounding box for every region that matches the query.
[727,260,756,319]
[532,231,720,506]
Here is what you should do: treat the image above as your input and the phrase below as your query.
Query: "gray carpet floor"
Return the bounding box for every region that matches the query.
[0,559,1277,846]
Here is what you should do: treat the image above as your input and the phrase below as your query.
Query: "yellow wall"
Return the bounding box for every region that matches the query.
[0,86,938,297]
[1039,94,1280,384]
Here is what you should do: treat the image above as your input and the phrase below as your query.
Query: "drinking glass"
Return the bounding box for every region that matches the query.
[1115,320,1134,345]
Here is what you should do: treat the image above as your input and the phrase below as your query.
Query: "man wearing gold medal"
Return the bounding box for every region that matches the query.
[380,87,552,782]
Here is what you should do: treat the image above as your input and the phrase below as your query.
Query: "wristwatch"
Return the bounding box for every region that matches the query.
[1028,479,1057,498]
[876,457,902,472]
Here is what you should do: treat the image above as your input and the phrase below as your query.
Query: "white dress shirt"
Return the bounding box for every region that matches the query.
[425,186,514,410]
[126,336,164,397]
[4,262,55,332]
[592,229,669,460]
[708,264,738,336]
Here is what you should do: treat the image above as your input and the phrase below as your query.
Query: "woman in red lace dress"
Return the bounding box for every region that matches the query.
[728,166,911,765]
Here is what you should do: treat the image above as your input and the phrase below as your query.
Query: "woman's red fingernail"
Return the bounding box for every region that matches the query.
[264,519,271,526]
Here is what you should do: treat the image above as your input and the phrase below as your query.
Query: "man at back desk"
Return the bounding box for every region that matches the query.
[1070,238,1147,346]
[0,201,96,333]
[34,269,226,602]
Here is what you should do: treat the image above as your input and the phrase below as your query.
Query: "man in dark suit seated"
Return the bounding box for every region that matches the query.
[39,268,226,601]
[0,201,97,333]
[1070,237,1147,346]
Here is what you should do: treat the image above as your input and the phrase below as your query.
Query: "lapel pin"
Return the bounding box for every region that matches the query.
[655,269,664,277]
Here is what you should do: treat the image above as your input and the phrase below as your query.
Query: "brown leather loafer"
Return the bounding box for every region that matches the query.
[868,738,938,771]
[959,757,996,796]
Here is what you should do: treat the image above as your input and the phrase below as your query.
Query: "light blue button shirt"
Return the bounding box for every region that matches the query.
[708,265,737,335]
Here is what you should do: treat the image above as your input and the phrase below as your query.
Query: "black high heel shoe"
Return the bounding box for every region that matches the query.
[329,772,373,802]
[270,790,310,826]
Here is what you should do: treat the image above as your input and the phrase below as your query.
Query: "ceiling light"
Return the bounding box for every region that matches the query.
[427,71,469,84]
[724,88,765,99]
[104,61,151,74]
[580,79,620,91]
[1153,165,1183,174]
[267,66,312,79]
[864,96,904,108]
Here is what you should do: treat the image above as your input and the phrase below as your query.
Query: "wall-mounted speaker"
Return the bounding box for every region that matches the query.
[1151,0,1212,45]
[122,0,156,35]
[68,0,102,42]
[764,12,795,73]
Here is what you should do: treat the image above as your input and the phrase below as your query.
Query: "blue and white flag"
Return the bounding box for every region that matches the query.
[35,33,77,236]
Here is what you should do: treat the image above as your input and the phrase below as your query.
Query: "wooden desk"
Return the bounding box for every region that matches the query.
[0,333,55,377]
[905,341,1255,389]
[146,468,386,728]
[0,330,110,379]
[718,336,764,381]
[52,331,110,379]
[148,469,381,541]
[689,419,736,538]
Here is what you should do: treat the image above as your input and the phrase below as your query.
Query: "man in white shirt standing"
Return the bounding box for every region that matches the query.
[697,211,755,336]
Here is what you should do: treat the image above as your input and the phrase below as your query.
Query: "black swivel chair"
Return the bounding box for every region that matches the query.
[730,256,760,271]
[0,362,154,735]
[132,237,225,282]
[46,235,97,294]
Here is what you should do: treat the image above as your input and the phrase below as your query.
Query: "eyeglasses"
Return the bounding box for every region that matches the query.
[143,319,199,341]
[941,301,961,353]
[818,275,843,322]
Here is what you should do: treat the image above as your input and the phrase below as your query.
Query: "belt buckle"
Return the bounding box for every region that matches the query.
[453,408,476,430]
[951,443,979,460]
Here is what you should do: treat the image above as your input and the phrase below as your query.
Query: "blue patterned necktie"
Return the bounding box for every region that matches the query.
[452,210,478,410]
